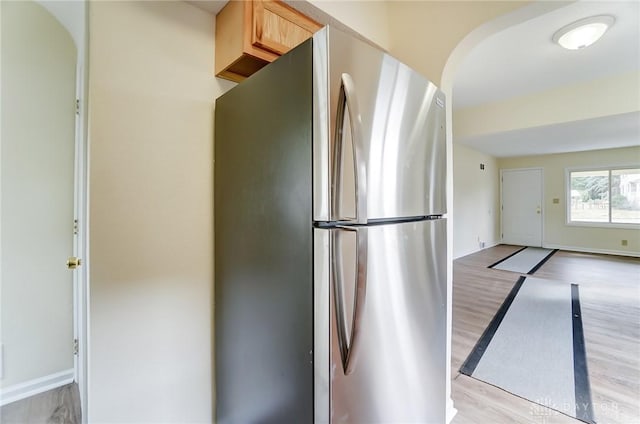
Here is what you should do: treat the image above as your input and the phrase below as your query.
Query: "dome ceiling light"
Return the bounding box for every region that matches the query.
[552,15,615,50]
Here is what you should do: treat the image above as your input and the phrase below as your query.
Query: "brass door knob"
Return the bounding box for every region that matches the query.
[67,257,82,269]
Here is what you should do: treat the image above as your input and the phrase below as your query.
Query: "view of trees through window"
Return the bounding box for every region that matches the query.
[569,168,640,224]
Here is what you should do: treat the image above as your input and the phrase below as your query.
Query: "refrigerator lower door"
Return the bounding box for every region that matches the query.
[314,219,447,423]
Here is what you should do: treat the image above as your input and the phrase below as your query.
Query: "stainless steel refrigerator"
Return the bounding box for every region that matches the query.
[215,26,447,424]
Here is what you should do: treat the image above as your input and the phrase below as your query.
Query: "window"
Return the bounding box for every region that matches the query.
[568,167,640,226]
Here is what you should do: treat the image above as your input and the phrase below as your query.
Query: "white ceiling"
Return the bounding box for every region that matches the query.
[453,0,640,157]
[37,0,85,51]
[453,1,640,109]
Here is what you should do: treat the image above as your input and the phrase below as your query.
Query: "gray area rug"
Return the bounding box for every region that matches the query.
[489,247,558,274]
[460,276,595,424]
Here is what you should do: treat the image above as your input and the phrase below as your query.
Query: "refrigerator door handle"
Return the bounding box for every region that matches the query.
[332,226,368,375]
[332,73,368,225]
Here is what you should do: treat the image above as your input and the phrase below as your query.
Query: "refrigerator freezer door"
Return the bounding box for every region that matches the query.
[313,28,446,223]
[314,219,447,423]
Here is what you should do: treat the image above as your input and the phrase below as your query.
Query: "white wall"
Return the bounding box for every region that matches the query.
[453,144,500,259]
[1,0,77,391]
[499,146,640,256]
[88,1,234,421]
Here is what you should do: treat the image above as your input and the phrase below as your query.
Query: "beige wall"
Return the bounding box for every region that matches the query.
[453,144,500,259]
[1,0,76,390]
[307,0,391,50]
[88,1,234,421]
[499,146,640,256]
[386,1,528,86]
[454,71,640,139]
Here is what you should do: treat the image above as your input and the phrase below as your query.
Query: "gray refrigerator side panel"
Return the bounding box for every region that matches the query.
[214,40,314,424]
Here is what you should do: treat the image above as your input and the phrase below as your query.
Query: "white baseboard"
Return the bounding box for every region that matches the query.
[484,240,500,250]
[543,243,640,258]
[446,397,458,423]
[453,240,500,260]
[0,369,74,406]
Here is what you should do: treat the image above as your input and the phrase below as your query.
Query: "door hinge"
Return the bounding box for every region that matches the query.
[75,99,80,115]
[73,219,79,235]
[73,339,79,355]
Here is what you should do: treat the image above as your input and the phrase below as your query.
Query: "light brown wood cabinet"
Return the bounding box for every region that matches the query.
[215,0,323,82]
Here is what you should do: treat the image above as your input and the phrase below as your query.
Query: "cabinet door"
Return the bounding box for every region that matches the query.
[251,0,322,56]
[216,0,322,82]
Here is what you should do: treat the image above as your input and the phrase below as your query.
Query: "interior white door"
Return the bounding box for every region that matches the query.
[1,0,77,397]
[501,168,543,247]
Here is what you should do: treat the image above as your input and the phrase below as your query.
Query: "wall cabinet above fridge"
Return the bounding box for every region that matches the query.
[215,0,323,82]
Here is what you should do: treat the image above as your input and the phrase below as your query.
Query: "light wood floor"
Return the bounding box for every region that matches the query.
[451,245,640,424]
[0,383,81,424]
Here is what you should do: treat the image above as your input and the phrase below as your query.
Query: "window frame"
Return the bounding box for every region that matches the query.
[565,165,640,229]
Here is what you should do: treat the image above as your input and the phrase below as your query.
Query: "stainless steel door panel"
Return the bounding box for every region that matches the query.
[312,27,446,222]
[324,219,447,423]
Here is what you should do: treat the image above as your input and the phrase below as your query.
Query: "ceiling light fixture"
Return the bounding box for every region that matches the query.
[553,15,615,50]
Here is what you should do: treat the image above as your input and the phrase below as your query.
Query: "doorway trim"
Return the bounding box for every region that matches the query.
[440,2,569,422]
[73,5,89,421]
[0,0,88,410]
[500,167,544,247]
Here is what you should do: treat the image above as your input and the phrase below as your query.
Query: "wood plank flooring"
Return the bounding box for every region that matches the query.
[0,383,81,424]
[451,246,640,424]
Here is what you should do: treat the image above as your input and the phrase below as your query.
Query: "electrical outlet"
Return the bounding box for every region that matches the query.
[622,240,628,246]
[553,198,560,204]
